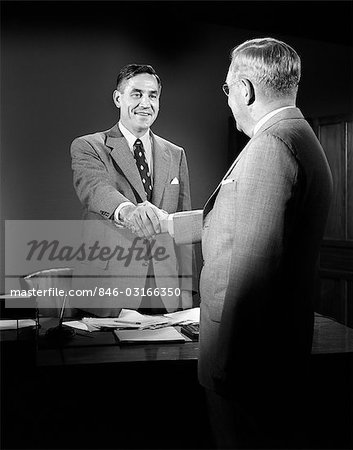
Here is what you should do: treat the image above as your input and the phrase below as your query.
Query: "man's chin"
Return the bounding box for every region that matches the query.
[135,117,153,129]
[234,119,245,133]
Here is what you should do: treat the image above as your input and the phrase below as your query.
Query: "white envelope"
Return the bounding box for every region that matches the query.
[221,178,235,185]
[171,177,179,184]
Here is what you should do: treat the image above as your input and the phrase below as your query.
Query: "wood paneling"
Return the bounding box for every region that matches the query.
[348,281,353,328]
[318,122,346,239]
[320,240,353,276]
[347,121,353,240]
[313,115,353,326]
[317,278,346,323]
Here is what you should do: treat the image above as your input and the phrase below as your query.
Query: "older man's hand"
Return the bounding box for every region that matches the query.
[119,201,168,239]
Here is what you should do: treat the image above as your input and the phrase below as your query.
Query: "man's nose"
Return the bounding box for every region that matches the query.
[139,94,151,107]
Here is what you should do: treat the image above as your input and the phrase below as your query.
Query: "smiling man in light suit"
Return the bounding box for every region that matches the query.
[70,64,195,316]
[136,39,333,448]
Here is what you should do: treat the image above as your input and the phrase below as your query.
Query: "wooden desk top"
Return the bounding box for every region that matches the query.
[36,328,199,367]
[312,314,353,354]
[30,313,353,367]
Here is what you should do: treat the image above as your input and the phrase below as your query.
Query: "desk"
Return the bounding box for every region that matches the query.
[36,322,199,367]
[36,313,353,368]
[312,313,353,353]
[1,313,353,449]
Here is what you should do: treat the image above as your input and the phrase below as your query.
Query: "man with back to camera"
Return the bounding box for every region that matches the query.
[133,39,333,448]
[70,64,195,316]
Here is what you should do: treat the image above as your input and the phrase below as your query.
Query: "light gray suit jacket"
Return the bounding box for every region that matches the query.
[173,108,332,398]
[70,124,195,315]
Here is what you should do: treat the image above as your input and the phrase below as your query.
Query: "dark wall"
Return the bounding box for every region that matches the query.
[1,1,352,289]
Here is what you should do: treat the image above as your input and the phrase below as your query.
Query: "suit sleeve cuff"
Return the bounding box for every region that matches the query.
[114,202,135,224]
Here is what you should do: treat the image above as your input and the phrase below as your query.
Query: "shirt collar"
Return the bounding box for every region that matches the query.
[118,121,151,152]
[253,106,296,136]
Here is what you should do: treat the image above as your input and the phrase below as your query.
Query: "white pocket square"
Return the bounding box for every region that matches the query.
[221,178,235,185]
[171,177,179,185]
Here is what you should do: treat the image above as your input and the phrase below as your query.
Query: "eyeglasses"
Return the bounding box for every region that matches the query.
[222,81,237,96]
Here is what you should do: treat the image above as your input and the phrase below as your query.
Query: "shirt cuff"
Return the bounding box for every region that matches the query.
[114,202,135,224]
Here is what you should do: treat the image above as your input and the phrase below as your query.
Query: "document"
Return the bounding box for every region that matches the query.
[62,321,89,331]
[164,307,200,325]
[0,319,37,330]
[114,326,186,344]
[81,310,169,331]
[62,308,200,332]
[170,210,203,244]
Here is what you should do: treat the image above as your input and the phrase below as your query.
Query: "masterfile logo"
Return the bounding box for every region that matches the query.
[4,220,193,310]
[5,220,173,274]
[26,237,169,266]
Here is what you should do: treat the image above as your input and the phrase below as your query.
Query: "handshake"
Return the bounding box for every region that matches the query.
[117,201,170,239]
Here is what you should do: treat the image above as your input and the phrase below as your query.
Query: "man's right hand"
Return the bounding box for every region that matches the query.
[119,201,168,239]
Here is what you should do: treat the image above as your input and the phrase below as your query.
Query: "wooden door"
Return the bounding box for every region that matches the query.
[312,115,353,326]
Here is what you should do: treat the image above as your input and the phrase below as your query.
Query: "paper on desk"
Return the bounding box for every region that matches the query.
[0,319,37,330]
[81,310,169,331]
[163,307,200,325]
[135,307,200,330]
[118,308,167,325]
[62,321,89,331]
[62,308,199,333]
[82,317,140,331]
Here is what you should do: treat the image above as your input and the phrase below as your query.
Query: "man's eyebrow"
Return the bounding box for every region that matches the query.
[130,88,158,94]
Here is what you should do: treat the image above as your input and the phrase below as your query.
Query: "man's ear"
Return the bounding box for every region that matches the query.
[112,89,121,108]
[241,79,255,106]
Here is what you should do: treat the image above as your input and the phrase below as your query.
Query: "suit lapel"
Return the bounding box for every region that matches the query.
[150,133,171,208]
[203,141,250,216]
[105,124,147,202]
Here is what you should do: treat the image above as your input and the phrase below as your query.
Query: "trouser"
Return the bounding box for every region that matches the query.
[205,388,262,449]
[205,383,307,449]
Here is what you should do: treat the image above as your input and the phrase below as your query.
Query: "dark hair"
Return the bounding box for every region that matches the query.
[116,64,162,92]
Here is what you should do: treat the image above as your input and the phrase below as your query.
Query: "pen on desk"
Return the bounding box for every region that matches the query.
[112,320,141,325]
[83,319,141,326]
[84,318,141,325]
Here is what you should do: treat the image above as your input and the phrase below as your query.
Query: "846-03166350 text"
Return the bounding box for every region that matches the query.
[10,287,181,298]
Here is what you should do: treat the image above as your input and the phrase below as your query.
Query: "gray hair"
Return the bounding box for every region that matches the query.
[229,38,301,97]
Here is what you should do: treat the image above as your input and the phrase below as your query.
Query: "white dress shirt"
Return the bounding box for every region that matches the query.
[253,106,296,136]
[118,121,153,176]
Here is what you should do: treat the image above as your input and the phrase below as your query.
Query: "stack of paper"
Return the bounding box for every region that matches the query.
[81,310,170,331]
[164,307,200,325]
[0,319,37,330]
[63,307,200,332]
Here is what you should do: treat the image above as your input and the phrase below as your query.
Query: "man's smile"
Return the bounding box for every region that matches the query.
[133,110,152,117]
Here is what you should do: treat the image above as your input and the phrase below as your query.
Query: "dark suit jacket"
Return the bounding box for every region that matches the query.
[70,124,195,315]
